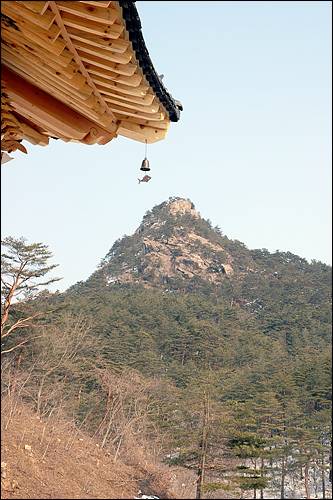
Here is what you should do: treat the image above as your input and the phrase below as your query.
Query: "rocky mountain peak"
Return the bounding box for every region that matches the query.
[92,198,238,291]
[166,198,200,218]
[136,197,199,231]
[76,198,331,303]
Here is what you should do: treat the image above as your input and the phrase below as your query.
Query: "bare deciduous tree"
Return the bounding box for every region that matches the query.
[1,312,98,419]
[95,368,158,462]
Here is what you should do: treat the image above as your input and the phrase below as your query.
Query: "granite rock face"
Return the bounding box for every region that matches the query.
[95,197,235,290]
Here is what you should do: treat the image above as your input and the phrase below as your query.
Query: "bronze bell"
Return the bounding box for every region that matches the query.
[140,158,150,172]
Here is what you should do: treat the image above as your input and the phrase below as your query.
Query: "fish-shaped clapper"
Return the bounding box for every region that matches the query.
[1,152,14,164]
[138,175,151,184]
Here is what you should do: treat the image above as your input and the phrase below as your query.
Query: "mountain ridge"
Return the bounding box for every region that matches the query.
[70,197,331,321]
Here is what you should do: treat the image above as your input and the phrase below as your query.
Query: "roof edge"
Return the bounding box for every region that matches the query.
[118,0,182,122]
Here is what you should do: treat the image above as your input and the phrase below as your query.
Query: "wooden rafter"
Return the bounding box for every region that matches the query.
[2,67,117,143]
[1,0,182,154]
[48,1,116,120]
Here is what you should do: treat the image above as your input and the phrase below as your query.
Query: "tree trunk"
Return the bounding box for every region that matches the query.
[181,351,185,366]
[196,393,210,499]
[281,413,288,500]
[322,451,326,499]
[304,463,310,499]
[1,277,20,336]
[281,457,286,500]
[36,375,47,415]
[329,441,332,484]
[313,461,318,498]
[113,435,122,462]
[260,457,264,499]
[101,411,116,449]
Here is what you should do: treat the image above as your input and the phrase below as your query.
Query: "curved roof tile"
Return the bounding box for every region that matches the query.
[118,0,182,122]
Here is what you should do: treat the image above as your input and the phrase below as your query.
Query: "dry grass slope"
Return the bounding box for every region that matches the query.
[1,403,196,499]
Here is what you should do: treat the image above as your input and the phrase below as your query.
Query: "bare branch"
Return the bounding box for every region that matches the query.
[1,335,42,354]
[1,313,44,339]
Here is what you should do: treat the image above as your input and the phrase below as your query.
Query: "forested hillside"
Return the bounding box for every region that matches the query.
[2,197,331,499]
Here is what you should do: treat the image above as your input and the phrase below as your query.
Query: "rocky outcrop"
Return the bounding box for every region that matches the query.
[167,198,199,218]
[98,198,234,289]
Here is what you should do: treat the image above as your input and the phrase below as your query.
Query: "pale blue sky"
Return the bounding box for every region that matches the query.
[1,1,332,292]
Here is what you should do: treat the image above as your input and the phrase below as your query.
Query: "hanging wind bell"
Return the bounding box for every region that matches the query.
[140,140,151,171]
[138,139,151,184]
